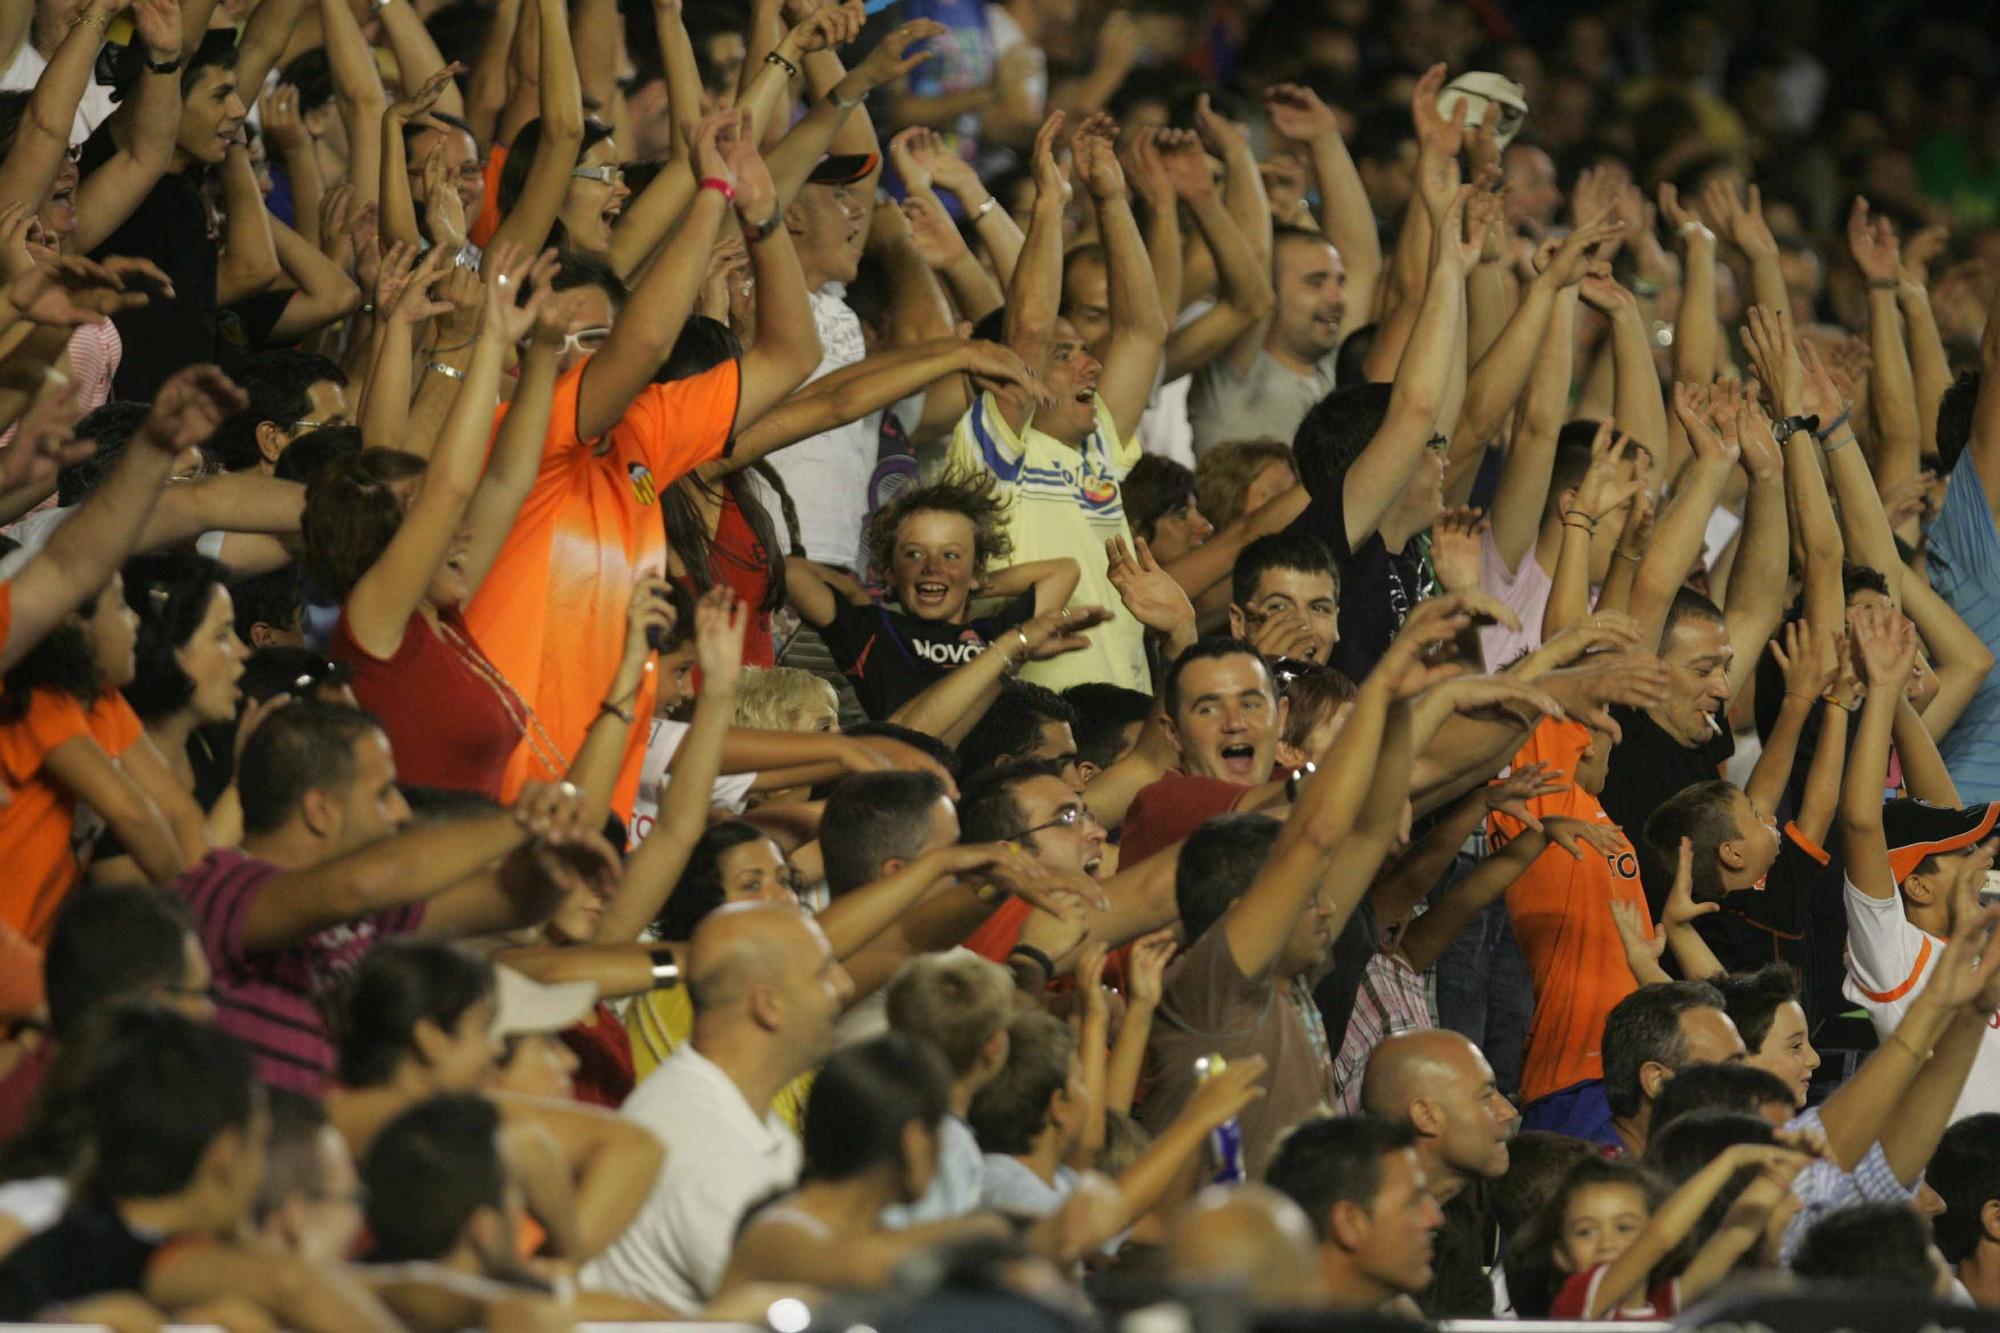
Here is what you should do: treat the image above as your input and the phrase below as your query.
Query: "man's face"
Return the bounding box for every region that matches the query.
[780,918,854,1069]
[179,66,249,167]
[1353,1148,1446,1296]
[1658,616,1734,746]
[1358,140,1418,220]
[264,380,351,468]
[1169,653,1281,782]
[1037,318,1103,444]
[1271,236,1346,361]
[1233,565,1339,665]
[329,730,412,854]
[1062,255,1111,354]
[1432,1042,1519,1182]
[790,181,865,286]
[1502,144,1560,227]
[1010,774,1107,878]
[889,508,980,623]
[406,121,485,219]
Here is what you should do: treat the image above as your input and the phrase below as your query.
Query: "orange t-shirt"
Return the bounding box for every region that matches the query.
[1490,718,1650,1106]
[465,355,741,819]
[0,688,144,944]
[470,143,507,249]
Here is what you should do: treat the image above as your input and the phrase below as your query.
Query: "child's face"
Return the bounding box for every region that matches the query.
[1729,788,1782,887]
[890,509,980,623]
[653,643,698,712]
[1557,1182,1650,1275]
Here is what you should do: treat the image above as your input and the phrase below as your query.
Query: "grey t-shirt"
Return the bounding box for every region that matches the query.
[1186,347,1338,457]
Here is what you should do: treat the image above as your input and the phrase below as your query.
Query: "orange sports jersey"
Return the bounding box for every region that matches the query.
[471,144,506,249]
[1490,718,1650,1105]
[466,354,741,820]
[0,688,144,945]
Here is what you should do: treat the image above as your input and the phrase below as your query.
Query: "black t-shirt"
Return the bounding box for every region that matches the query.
[1421,1186,1496,1318]
[818,592,1036,720]
[0,1206,164,1319]
[80,128,218,401]
[1598,704,1736,918]
[1282,479,1428,682]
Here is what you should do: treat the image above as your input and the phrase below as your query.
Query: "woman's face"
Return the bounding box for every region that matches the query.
[179,585,247,724]
[547,873,610,944]
[86,573,140,688]
[718,838,798,908]
[39,157,78,250]
[1146,498,1213,564]
[1748,999,1820,1106]
[562,138,629,254]
[493,1031,580,1100]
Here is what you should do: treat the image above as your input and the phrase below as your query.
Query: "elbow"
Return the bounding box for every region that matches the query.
[1239,277,1276,322]
[325,277,363,318]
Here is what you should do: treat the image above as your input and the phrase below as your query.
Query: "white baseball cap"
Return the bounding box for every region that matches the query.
[491,965,598,1039]
[1437,72,1530,149]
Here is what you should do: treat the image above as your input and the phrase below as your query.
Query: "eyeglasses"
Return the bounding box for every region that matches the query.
[558,325,612,356]
[570,164,625,187]
[1014,806,1088,841]
[290,417,348,433]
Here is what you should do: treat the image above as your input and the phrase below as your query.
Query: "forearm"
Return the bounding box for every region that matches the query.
[1400,841,1539,972]
[1721,474,1788,693]
[1630,458,1730,647]
[1903,286,1951,459]
[233,0,309,96]
[1607,307,1670,467]
[1867,289,1922,492]
[1818,992,1955,1171]
[0,5,103,207]
[1458,275,1557,447]
[1464,260,1510,367]
[1824,421,1902,597]
[360,321,417,451]
[889,636,1022,741]
[1105,1002,1153,1113]
[1783,428,1847,630]
[1793,702,1848,843]
[1140,196,1183,330]
[1672,235,1718,387]
[1005,192,1065,355]
[1883,1005,1986,1184]
[1842,692,1898,841]
[1893,698,1959,806]
[1366,794,1485,923]
[1311,132,1380,332]
[1746,694,1812,816]
[465,0,521,149]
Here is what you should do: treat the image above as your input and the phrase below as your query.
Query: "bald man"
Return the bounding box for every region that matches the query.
[1166,1183,1325,1308]
[584,903,853,1309]
[1358,1030,1519,1317]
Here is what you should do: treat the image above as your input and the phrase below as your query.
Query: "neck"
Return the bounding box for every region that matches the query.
[1021,1126,1066,1186]
[801,261,836,296]
[1379,505,1433,553]
[117,1191,216,1241]
[948,1077,981,1120]
[691,1020,798,1119]
[1262,332,1326,378]
[1613,1105,1650,1158]
[1425,1157,1467,1206]
[240,826,328,869]
[1960,1249,2000,1310]
[792,1173,901,1230]
[1531,520,1566,576]
[147,710,200,774]
[1642,704,1707,750]
[1319,1253,1396,1312]
[418,599,443,631]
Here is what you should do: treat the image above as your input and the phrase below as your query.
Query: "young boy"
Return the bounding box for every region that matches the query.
[1644,622,1848,1007]
[882,951,1018,1227]
[970,1010,1094,1218]
[786,473,1081,720]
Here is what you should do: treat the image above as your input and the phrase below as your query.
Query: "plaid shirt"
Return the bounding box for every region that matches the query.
[1779,1104,1915,1264]
[1332,950,1436,1113]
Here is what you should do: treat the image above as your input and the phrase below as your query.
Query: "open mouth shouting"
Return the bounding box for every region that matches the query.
[1217,742,1258,780]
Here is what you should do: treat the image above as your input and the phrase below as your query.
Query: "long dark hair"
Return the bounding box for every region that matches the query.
[657,317,800,610]
[121,551,230,722]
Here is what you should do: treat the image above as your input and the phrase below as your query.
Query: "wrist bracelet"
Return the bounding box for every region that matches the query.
[598,699,635,725]
[431,336,476,353]
[1008,943,1056,985]
[1821,692,1860,712]
[647,944,680,989]
[1869,276,1902,291]
[425,361,465,381]
[1614,549,1641,562]
[742,210,782,243]
[826,84,864,112]
[358,301,378,319]
[1821,430,1855,456]
[1783,691,1816,705]
[698,176,736,203]
[1630,276,1663,299]
[1890,1031,1933,1062]
[144,52,184,74]
[763,49,799,78]
[1812,406,1851,441]
[71,11,108,32]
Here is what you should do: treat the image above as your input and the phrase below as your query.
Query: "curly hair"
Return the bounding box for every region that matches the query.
[302,449,427,603]
[861,471,1014,586]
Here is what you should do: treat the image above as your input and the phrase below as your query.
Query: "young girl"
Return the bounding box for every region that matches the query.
[1505,1138,1811,1318]
[787,472,1080,721]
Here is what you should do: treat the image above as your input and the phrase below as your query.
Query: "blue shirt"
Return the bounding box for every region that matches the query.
[1925,453,2000,800]
[881,1114,982,1228]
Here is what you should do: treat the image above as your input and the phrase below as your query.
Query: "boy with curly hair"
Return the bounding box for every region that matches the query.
[785,471,1080,719]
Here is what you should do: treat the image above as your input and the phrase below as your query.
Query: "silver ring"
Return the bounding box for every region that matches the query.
[497,275,511,286]
[559,780,579,798]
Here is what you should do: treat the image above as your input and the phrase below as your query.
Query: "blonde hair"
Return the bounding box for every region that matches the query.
[1195,440,1298,529]
[885,952,1015,1076]
[732,666,838,732]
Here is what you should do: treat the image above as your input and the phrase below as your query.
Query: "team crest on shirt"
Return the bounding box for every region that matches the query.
[627,462,658,506]
[1080,470,1118,506]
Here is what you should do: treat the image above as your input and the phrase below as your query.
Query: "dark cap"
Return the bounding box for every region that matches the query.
[1883,799,2000,883]
[806,152,880,186]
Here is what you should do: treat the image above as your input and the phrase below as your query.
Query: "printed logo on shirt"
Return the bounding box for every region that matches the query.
[627,462,658,506]
[911,629,990,666]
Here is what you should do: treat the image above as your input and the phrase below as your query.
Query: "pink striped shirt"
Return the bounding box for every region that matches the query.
[0,323,120,456]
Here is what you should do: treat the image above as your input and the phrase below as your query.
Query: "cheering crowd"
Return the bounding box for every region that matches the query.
[3,0,2000,1324]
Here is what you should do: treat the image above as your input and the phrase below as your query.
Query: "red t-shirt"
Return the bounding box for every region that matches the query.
[560,1001,636,1108]
[331,607,522,799]
[678,490,774,669]
[1120,772,1252,868]
[1549,1263,1680,1319]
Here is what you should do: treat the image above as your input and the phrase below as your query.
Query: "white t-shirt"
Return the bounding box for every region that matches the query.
[1844,876,2000,1122]
[580,1045,801,1309]
[627,717,756,847]
[1477,526,1552,671]
[0,42,117,147]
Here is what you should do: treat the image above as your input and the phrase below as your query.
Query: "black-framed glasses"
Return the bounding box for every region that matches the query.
[1014,806,1086,841]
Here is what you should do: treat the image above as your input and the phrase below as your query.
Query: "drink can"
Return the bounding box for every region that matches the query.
[1194,1053,1245,1185]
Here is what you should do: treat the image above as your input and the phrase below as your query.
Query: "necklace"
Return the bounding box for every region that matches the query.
[434,616,571,778]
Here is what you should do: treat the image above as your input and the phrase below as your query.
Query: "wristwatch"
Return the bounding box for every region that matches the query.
[1771,413,1820,440]
[144,52,185,74]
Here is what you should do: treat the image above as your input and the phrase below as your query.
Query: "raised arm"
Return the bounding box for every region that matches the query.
[375,0,467,119]
[1745,621,1827,819]
[6,366,244,670]
[1718,396,1790,700]
[319,0,387,211]
[995,114,1069,434]
[1071,131,1166,442]
[1841,605,1916,902]
[378,66,461,250]
[1707,180,1789,324]
[1903,570,1995,738]
[264,215,363,341]
[1582,275,1673,476]
[1900,226,1952,461]
[1159,137,1274,383]
[0,0,123,210]
[342,249,544,659]
[66,0,184,254]
[214,146,281,306]
[1337,187,1477,555]
[1629,383,1737,650]
[1488,284,1578,572]
[483,0,584,264]
[1658,184,1717,388]
[231,0,308,99]
[1850,199,1923,498]
[1263,81,1377,339]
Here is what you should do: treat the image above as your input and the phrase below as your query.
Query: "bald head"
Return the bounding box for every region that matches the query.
[1359,1029,1517,1186]
[687,900,812,1014]
[1166,1184,1323,1307]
